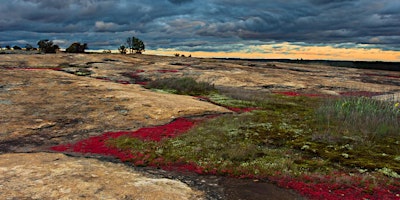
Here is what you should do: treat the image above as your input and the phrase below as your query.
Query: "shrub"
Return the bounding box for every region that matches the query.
[25,44,34,51]
[145,77,216,96]
[66,42,87,53]
[118,45,127,54]
[13,45,22,50]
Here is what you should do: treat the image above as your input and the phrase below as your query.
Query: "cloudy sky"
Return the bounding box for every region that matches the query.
[1,0,400,61]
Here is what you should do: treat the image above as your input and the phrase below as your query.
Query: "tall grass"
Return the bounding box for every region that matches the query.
[316,96,400,142]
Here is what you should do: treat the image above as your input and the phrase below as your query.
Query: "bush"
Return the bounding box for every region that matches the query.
[118,45,127,54]
[145,77,216,96]
[25,44,34,51]
[13,46,22,50]
[66,42,87,53]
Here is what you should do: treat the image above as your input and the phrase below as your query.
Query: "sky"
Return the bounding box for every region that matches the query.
[1,0,400,61]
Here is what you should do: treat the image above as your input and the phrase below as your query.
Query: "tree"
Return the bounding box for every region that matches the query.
[13,45,22,50]
[66,42,87,53]
[126,37,133,54]
[126,36,145,54]
[132,37,145,54]
[118,45,127,54]
[5,45,11,50]
[37,39,59,53]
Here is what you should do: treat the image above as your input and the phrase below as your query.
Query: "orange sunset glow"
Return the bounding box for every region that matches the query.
[148,43,400,62]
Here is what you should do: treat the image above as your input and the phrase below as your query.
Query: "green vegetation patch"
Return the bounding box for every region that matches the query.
[145,77,217,96]
[108,91,400,179]
[307,97,400,173]
[109,94,327,177]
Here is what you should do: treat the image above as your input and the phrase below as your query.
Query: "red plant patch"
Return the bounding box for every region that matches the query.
[226,107,259,113]
[159,161,206,175]
[51,118,197,161]
[270,173,400,200]
[273,91,326,97]
[275,91,301,96]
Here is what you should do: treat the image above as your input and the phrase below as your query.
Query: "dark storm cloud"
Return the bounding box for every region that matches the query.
[0,0,399,52]
[168,0,193,4]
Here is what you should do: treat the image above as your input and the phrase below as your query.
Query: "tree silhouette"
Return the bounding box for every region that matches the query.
[132,37,145,54]
[13,46,22,50]
[118,45,127,54]
[126,37,133,54]
[37,39,59,53]
[126,36,145,54]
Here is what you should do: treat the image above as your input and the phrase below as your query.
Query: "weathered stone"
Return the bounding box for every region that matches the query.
[0,153,204,200]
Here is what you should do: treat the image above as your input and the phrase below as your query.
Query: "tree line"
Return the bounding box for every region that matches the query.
[1,36,145,54]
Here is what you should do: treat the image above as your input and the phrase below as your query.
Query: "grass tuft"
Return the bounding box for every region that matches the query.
[145,77,217,96]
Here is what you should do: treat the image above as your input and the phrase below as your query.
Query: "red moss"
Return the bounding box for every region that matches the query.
[270,174,400,200]
[226,107,259,113]
[275,91,301,96]
[51,118,197,160]
[160,162,205,174]
[274,91,326,97]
